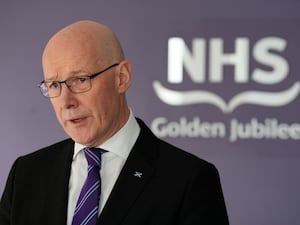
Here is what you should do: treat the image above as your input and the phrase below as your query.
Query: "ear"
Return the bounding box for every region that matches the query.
[115,60,131,93]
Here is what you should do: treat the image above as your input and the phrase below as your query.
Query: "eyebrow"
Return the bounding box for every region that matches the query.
[45,69,92,81]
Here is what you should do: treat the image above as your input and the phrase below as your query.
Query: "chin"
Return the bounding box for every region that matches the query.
[69,134,90,146]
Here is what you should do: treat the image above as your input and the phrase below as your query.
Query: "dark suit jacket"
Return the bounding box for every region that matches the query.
[0,118,229,225]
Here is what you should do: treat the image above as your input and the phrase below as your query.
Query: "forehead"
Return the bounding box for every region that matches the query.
[43,60,98,81]
[43,44,104,80]
[42,24,112,80]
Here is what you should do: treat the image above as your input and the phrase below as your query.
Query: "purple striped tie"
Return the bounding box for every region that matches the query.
[72,147,105,225]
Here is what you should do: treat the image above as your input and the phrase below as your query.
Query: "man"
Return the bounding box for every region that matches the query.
[0,20,229,225]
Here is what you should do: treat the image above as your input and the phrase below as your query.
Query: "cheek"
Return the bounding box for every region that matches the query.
[90,88,115,109]
[50,101,63,123]
[91,96,117,124]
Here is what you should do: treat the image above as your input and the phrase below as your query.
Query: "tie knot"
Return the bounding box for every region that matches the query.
[84,147,106,167]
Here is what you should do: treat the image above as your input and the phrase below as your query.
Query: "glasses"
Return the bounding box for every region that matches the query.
[38,63,119,98]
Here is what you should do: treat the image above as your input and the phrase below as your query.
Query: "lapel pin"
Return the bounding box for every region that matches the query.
[134,171,142,178]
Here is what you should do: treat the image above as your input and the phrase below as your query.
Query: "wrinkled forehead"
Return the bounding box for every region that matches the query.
[42,21,122,80]
[43,44,101,79]
[42,30,107,78]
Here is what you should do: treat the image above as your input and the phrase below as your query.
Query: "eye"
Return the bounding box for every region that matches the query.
[77,77,89,83]
[70,77,89,86]
[47,81,60,89]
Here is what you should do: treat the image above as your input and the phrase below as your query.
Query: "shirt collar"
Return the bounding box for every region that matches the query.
[74,109,140,160]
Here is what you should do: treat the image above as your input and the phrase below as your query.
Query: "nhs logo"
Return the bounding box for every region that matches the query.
[153,37,300,113]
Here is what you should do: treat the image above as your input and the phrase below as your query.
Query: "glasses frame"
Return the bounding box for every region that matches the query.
[38,63,120,98]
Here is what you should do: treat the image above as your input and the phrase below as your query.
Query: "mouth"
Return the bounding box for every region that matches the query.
[69,117,88,125]
[71,118,83,122]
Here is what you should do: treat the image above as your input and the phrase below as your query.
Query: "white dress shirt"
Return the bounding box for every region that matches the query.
[67,111,140,225]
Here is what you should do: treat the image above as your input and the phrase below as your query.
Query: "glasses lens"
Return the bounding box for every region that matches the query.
[39,81,61,98]
[39,76,92,98]
[39,83,50,97]
[68,77,91,93]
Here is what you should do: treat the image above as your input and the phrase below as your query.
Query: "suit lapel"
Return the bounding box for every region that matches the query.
[97,119,158,225]
[43,139,74,224]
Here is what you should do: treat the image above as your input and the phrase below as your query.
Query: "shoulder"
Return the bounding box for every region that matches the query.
[136,117,216,173]
[157,137,217,173]
[15,138,74,167]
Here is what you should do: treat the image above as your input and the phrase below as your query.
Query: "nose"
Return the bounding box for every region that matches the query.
[56,83,79,109]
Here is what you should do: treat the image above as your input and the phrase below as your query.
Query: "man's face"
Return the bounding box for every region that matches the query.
[43,44,128,147]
